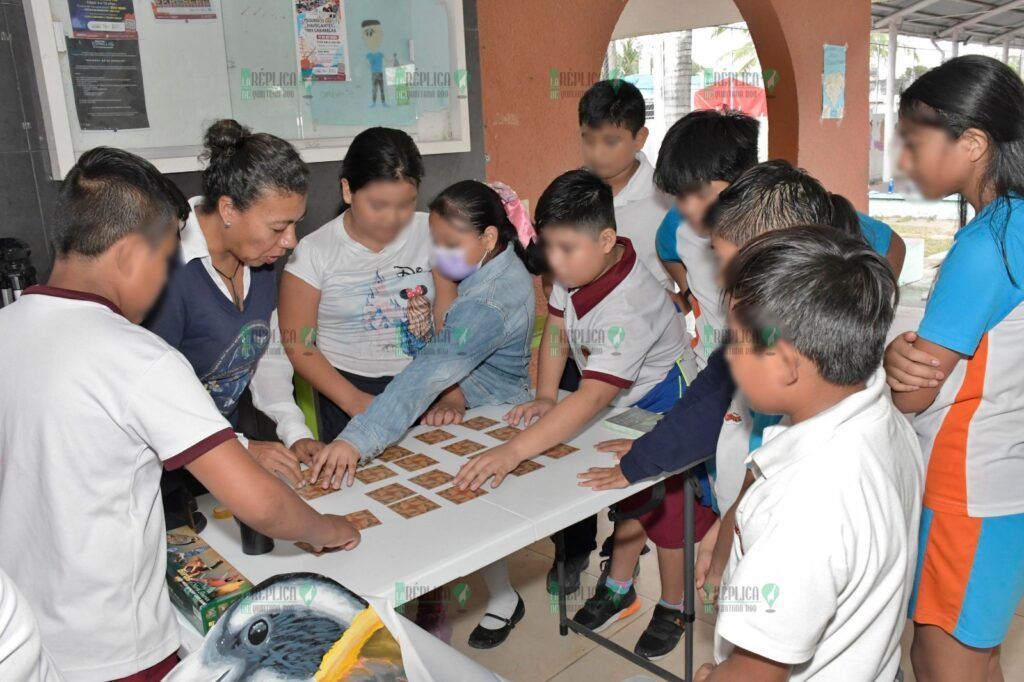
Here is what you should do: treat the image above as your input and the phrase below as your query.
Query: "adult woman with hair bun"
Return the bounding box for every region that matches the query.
[147,119,326,527]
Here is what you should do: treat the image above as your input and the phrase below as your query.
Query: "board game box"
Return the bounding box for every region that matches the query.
[601,407,664,438]
[166,525,253,634]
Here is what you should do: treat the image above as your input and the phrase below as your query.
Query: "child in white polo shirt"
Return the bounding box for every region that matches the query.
[453,170,688,485]
[0,148,360,681]
[454,170,714,658]
[549,79,685,597]
[695,227,923,682]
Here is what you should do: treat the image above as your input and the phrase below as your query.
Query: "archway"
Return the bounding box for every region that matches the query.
[478,0,871,208]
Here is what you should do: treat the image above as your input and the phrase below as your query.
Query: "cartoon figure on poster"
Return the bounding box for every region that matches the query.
[362,18,387,107]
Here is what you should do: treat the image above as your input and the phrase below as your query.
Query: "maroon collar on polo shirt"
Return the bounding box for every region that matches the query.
[22,285,125,317]
[570,237,636,319]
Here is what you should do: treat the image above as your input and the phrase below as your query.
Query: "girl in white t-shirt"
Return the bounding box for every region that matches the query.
[279,128,458,639]
[280,128,458,442]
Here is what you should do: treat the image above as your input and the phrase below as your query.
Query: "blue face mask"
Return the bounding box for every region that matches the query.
[432,241,489,281]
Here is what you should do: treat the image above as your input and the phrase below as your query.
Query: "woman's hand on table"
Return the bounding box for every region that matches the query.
[310,440,362,489]
[884,331,943,392]
[311,514,362,552]
[453,445,521,491]
[504,397,555,427]
[289,438,324,466]
[420,401,465,426]
[248,440,304,488]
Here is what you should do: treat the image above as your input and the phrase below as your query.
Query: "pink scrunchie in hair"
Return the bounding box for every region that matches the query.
[490,181,537,247]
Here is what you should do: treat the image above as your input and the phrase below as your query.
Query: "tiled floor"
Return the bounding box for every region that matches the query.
[429,514,1024,681]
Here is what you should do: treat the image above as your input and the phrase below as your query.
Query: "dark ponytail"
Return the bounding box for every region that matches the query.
[199,119,309,213]
[429,180,546,275]
[900,55,1024,281]
[339,127,424,210]
[828,192,869,244]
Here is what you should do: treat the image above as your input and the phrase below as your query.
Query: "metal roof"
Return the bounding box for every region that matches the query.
[872,0,1024,48]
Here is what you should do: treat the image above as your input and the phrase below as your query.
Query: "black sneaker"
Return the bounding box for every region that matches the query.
[546,554,590,596]
[572,585,640,633]
[634,604,686,660]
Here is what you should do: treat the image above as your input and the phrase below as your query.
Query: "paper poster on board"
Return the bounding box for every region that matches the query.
[151,0,216,21]
[295,0,350,82]
[68,0,138,39]
[66,38,150,130]
[822,43,847,120]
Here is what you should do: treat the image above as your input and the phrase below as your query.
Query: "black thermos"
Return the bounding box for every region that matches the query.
[0,238,37,308]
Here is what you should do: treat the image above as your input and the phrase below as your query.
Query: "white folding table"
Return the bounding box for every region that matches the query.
[176,398,704,680]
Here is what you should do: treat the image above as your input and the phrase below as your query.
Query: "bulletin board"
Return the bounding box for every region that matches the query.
[24,0,471,178]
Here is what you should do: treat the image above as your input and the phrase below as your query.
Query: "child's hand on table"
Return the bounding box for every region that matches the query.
[504,397,555,426]
[453,444,521,491]
[578,439,634,490]
[595,438,634,459]
[248,440,304,488]
[310,440,362,489]
[577,464,629,490]
[290,438,324,466]
[420,401,465,426]
[884,331,944,392]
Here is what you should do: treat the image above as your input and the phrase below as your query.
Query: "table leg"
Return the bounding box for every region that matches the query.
[555,529,569,636]
[683,475,696,682]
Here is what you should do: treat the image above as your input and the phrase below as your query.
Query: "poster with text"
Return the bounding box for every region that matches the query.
[68,0,138,39]
[151,0,216,21]
[66,37,150,130]
[295,0,349,82]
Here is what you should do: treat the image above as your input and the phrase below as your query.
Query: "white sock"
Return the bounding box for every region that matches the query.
[478,560,519,630]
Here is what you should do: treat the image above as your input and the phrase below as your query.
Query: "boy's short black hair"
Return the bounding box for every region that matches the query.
[706,160,834,247]
[534,169,616,237]
[724,226,898,386]
[654,109,759,196]
[52,147,189,258]
[361,19,380,28]
[578,80,646,135]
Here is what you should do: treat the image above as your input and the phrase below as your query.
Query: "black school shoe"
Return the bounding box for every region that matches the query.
[572,585,640,632]
[634,603,686,660]
[467,593,526,649]
[546,554,590,595]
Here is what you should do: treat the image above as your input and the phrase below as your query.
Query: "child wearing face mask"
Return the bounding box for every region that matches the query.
[311,180,544,479]
[309,179,545,649]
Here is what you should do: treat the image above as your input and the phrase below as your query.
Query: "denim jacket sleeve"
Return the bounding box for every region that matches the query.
[338,299,507,460]
[619,346,735,482]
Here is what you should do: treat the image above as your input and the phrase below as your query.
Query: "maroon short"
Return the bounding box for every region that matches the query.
[616,473,718,549]
[111,653,180,682]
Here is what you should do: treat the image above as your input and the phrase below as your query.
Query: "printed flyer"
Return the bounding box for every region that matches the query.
[295,0,349,82]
